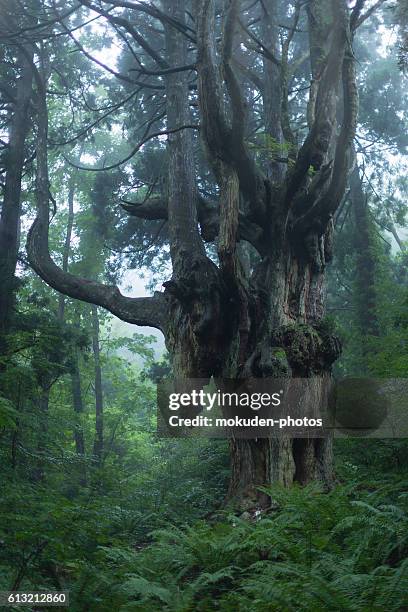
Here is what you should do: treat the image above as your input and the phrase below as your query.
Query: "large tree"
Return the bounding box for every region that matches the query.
[24,0,388,507]
[0,19,33,349]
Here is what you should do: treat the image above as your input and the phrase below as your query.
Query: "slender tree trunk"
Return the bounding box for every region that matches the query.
[56,179,87,469]
[389,224,405,252]
[70,309,87,461]
[33,386,50,482]
[71,360,86,458]
[57,180,75,321]
[350,165,379,371]
[0,50,33,350]
[71,351,87,485]
[71,310,87,485]
[10,382,22,470]
[261,0,284,182]
[91,305,104,465]
[57,181,87,483]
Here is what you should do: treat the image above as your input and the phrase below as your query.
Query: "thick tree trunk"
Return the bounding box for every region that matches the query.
[0,51,32,349]
[228,438,334,508]
[164,198,339,508]
[228,439,293,509]
[225,237,338,507]
[162,0,346,509]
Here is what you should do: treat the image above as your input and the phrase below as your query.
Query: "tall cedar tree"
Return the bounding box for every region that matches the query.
[26,0,372,507]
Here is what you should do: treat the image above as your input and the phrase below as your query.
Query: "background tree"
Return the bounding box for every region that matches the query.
[0,27,33,352]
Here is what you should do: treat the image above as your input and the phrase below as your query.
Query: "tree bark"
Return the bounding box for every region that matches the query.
[91,305,104,466]
[71,358,86,458]
[0,50,33,350]
[261,0,284,182]
[70,310,87,486]
[225,243,339,506]
[192,0,352,508]
[57,179,75,321]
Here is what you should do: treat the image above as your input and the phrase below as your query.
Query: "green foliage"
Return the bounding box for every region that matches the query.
[247,133,295,170]
[37,468,406,612]
[0,395,18,429]
[328,186,407,378]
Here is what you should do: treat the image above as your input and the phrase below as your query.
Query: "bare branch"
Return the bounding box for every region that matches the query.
[130,63,196,76]
[0,2,79,41]
[85,0,197,42]
[323,45,358,214]
[238,16,281,66]
[292,6,358,231]
[232,57,264,92]
[121,191,266,252]
[218,166,240,279]
[162,0,206,269]
[280,1,302,151]
[223,0,246,142]
[121,196,168,220]
[65,122,198,173]
[350,0,366,30]
[79,0,170,67]
[353,0,388,30]
[49,88,141,146]
[62,24,154,86]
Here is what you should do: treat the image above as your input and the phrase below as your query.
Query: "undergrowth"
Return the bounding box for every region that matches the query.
[67,474,408,611]
[1,442,407,611]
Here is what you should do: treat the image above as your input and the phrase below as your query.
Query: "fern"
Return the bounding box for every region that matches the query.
[72,480,408,611]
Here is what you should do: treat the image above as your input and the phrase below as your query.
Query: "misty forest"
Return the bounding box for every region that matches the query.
[0,0,408,609]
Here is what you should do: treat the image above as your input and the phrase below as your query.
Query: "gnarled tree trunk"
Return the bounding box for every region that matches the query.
[27,0,361,510]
